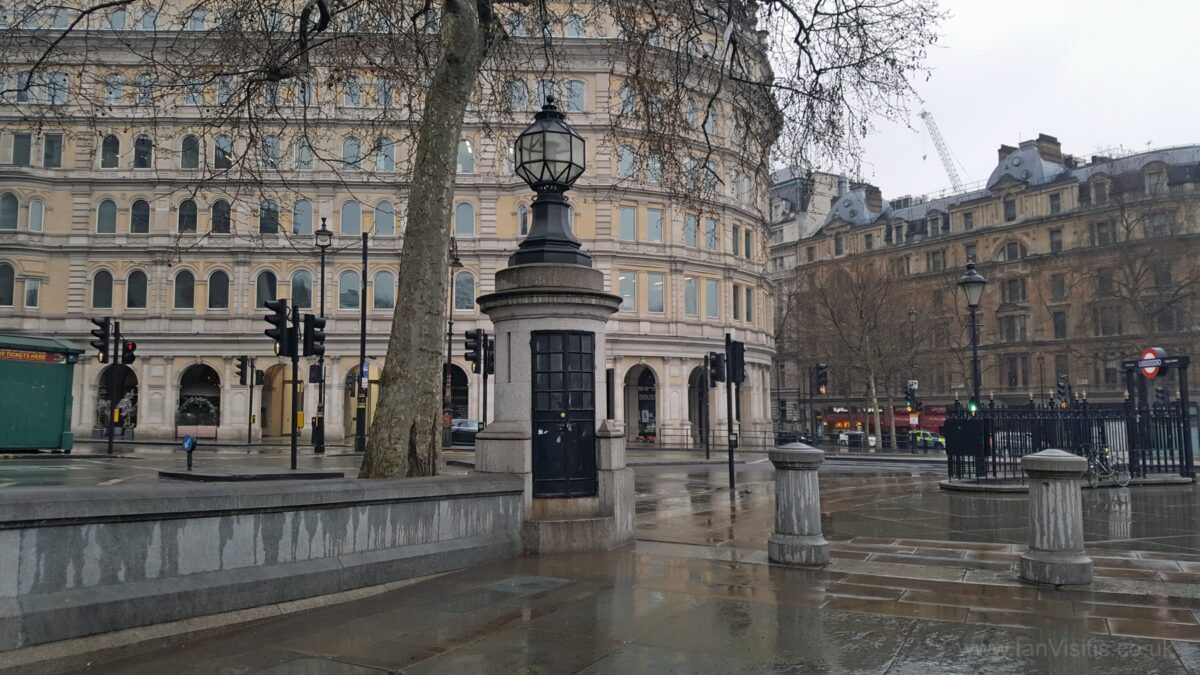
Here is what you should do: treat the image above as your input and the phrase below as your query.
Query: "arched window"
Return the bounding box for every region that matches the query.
[292,200,312,236]
[340,201,361,236]
[135,73,153,105]
[173,270,195,309]
[342,137,361,171]
[338,270,360,309]
[133,135,152,169]
[704,105,717,134]
[617,146,637,179]
[92,270,113,308]
[343,75,361,107]
[52,7,70,28]
[104,73,123,105]
[140,8,156,29]
[101,135,120,168]
[0,194,17,230]
[291,270,312,309]
[129,199,150,233]
[564,80,585,112]
[259,200,279,234]
[454,202,474,237]
[503,11,525,36]
[180,135,199,169]
[177,199,197,233]
[374,138,395,172]
[564,13,585,37]
[214,135,233,170]
[107,7,126,28]
[997,241,1027,262]
[210,200,230,233]
[261,135,281,169]
[374,201,395,236]
[741,176,751,205]
[456,139,474,173]
[0,264,13,307]
[505,79,528,110]
[373,270,395,309]
[96,199,117,233]
[126,270,147,308]
[186,8,205,30]
[27,199,43,232]
[208,270,229,309]
[294,137,314,171]
[255,271,276,308]
[453,271,475,310]
[518,204,529,236]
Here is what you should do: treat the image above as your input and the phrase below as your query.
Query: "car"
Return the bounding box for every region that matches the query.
[839,431,877,449]
[450,418,480,447]
[774,430,811,445]
[911,430,946,450]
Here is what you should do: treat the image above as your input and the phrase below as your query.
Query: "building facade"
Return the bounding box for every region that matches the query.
[774,134,1200,417]
[0,3,778,447]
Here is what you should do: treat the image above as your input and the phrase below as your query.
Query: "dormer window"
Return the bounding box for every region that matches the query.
[1003,195,1017,222]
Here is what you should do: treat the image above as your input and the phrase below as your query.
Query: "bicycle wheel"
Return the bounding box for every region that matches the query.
[1087,468,1099,489]
[1114,466,1131,488]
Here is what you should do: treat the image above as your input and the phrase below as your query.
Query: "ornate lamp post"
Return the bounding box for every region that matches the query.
[443,237,463,435]
[958,262,988,413]
[313,218,332,453]
[511,95,589,267]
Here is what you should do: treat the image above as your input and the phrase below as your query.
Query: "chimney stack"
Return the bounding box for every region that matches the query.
[997,144,1017,162]
[1035,134,1063,163]
[837,175,848,197]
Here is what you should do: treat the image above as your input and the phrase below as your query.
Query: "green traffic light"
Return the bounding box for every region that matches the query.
[967,400,979,414]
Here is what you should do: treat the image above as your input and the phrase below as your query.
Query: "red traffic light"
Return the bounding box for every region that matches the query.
[121,340,138,364]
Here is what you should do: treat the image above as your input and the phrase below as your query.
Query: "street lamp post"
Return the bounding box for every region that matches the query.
[958,262,988,412]
[355,232,368,453]
[907,307,918,381]
[313,218,332,454]
[443,238,463,445]
[1037,354,1046,407]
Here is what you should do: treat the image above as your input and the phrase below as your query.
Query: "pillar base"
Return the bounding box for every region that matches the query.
[1019,549,1093,586]
[768,532,830,566]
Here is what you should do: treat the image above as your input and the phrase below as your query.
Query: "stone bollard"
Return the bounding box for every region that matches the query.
[768,443,830,566]
[1019,449,1093,585]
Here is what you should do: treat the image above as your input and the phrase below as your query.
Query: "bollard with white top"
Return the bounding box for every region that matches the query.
[768,443,830,566]
[1019,449,1093,585]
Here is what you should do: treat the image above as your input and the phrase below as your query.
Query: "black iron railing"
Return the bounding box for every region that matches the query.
[944,400,1194,483]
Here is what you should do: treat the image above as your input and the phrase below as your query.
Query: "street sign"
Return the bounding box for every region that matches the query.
[907,379,919,390]
[1139,347,1167,379]
[181,435,195,453]
[909,414,919,426]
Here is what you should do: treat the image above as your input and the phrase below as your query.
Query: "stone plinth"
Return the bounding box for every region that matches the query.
[768,443,830,566]
[1019,449,1093,586]
[475,263,628,554]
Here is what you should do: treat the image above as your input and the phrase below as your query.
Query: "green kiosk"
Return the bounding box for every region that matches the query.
[0,335,83,452]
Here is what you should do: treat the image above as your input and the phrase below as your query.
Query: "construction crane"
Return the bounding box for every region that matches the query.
[919,110,963,192]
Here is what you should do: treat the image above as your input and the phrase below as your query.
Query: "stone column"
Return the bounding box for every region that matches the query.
[768,443,829,566]
[1019,449,1092,585]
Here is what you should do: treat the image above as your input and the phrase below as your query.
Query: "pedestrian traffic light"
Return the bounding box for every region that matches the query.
[483,336,495,376]
[1155,387,1168,405]
[709,352,726,383]
[237,356,250,386]
[120,340,137,364]
[89,317,111,363]
[967,399,979,415]
[815,363,828,396]
[264,299,291,356]
[1056,374,1069,402]
[464,329,484,374]
[302,314,326,357]
[728,340,746,383]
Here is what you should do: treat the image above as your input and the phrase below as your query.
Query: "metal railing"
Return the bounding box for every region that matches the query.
[944,401,1193,483]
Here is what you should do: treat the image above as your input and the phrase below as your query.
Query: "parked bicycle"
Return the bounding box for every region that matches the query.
[1082,444,1131,488]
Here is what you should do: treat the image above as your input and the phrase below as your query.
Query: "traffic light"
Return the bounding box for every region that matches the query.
[483,336,495,376]
[302,314,326,357]
[89,317,111,363]
[815,363,828,396]
[120,340,137,364]
[1056,375,1069,402]
[264,299,291,357]
[237,356,250,386]
[709,352,726,384]
[464,329,484,374]
[967,399,980,415]
[904,385,914,412]
[1156,387,1169,405]
[727,340,746,384]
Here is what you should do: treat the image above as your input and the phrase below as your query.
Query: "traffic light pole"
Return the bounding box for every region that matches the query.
[482,338,490,433]
[247,357,255,445]
[703,353,711,460]
[290,309,300,471]
[107,320,120,456]
[355,232,368,453]
[315,240,327,454]
[725,333,736,492]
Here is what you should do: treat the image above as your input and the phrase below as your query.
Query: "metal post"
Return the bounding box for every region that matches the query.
[725,333,736,492]
[247,357,255,445]
[1037,355,1046,407]
[107,320,119,455]
[290,307,299,471]
[1179,359,1194,477]
[481,336,490,432]
[355,232,368,453]
[969,304,981,405]
[809,364,817,443]
[315,242,327,454]
[703,354,711,460]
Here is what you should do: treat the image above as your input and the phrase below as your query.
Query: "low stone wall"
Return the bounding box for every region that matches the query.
[0,474,523,651]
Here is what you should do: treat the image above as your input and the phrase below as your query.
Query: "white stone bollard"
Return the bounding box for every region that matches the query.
[768,443,830,566]
[1019,449,1093,585]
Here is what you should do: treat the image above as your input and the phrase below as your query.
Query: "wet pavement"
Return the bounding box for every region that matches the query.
[51,461,1200,673]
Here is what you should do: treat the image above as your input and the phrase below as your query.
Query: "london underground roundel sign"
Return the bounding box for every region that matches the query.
[1139,347,1166,379]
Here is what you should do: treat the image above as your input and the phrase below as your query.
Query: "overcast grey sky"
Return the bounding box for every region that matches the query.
[848,0,1198,199]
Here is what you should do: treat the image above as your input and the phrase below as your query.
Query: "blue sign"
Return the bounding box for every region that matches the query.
[182,435,196,453]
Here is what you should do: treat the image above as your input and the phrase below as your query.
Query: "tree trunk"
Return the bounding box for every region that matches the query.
[867,370,882,454]
[887,395,897,451]
[360,0,492,478]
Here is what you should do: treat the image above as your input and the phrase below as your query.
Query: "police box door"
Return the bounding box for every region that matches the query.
[531,331,597,497]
